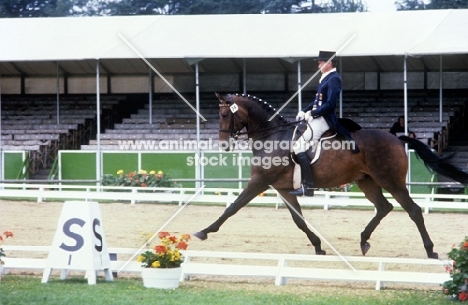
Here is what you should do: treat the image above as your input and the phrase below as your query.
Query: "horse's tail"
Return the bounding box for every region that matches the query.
[399,135,468,185]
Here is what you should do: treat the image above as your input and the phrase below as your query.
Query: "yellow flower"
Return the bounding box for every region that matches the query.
[138,169,147,174]
[151,261,160,268]
[137,255,144,262]
[157,170,163,175]
[149,170,156,175]
[117,169,124,175]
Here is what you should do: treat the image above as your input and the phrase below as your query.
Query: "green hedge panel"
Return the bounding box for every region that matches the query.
[4,152,25,179]
[103,152,138,176]
[409,150,435,194]
[60,152,96,180]
[203,152,242,188]
[141,152,195,188]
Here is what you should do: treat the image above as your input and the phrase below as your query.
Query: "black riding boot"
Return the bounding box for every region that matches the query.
[289,152,315,197]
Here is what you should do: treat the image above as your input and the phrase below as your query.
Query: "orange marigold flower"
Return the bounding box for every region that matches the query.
[168,235,178,243]
[459,291,468,302]
[158,232,170,239]
[154,245,167,254]
[177,241,188,250]
[141,183,147,187]
[4,231,13,238]
[462,241,468,250]
[180,234,191,241]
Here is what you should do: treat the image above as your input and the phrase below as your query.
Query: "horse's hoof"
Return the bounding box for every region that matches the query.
[316,249,326,255]
[361,242,371,256]
[428,252,439,259]
[193,231,208,241]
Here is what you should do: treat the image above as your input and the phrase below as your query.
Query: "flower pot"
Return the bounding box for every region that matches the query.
[141,267,182,289]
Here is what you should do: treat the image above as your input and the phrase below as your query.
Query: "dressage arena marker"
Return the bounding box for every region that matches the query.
[268,34,356,121]
[117,185,206,274]
[118,33,206,122]
[270,185,357,272]
[41,201,113,285]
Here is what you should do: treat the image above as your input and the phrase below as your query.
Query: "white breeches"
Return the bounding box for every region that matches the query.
[293,116,329,154]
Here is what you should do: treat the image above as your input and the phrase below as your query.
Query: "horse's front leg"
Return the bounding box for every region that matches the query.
[193,177,269,241]
[277,189,326,255]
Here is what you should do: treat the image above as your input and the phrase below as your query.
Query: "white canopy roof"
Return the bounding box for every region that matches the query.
[0,9,467,75]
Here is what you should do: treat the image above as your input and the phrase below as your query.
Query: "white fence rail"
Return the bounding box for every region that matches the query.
[2,246,450,290]
[0,183,467,214]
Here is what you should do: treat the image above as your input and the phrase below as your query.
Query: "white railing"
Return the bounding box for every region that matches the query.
[0,183,467,214]
[2,246,450,290]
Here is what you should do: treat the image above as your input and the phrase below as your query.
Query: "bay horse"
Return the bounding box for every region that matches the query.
[193,93,468,259]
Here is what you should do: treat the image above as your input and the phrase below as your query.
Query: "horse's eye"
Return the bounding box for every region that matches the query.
[221,113,228,118]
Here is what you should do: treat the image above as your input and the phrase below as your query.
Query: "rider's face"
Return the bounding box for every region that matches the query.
[318,60,333,74]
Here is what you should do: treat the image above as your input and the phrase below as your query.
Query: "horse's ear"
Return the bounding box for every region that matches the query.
[214,92,223,102]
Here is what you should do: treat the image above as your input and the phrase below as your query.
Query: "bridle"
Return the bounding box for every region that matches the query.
[218,96,247,140]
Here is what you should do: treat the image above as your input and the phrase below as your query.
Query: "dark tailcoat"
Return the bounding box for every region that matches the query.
[302,71,354,142]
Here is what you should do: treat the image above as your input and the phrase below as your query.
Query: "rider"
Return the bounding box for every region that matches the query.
[290,50,360,197]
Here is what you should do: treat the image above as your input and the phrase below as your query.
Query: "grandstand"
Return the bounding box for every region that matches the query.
[0,95,126,177]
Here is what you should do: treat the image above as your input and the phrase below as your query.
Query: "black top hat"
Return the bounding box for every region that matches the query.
[315,50,336,61]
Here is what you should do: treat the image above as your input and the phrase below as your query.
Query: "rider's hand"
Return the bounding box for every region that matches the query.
[296,111,305,121]
[305,111,312,120]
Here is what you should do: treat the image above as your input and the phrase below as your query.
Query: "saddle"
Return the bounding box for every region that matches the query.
[291,118,361,189]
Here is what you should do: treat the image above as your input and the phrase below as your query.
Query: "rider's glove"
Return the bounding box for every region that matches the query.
[305,111,312,120]
[296,111,305,121]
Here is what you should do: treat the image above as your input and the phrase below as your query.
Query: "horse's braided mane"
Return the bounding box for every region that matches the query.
[234,93,289,124]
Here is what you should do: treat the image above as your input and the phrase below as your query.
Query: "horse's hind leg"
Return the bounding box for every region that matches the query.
[277,190,325,255]
[356,176,394,256]
[388,188,438,259]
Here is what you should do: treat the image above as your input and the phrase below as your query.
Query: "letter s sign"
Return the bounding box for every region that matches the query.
[93,218,103,252]
[59,218,85,252]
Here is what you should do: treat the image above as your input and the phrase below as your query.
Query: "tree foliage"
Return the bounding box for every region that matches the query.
[105,0,307,15]
[0,0,72,17]
[321,0,366,13]
[0,0,370,17]
[397,0,468,10]
[426,0,468,8]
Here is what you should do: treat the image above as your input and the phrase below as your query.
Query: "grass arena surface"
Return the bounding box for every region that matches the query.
[1,199,465,304]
